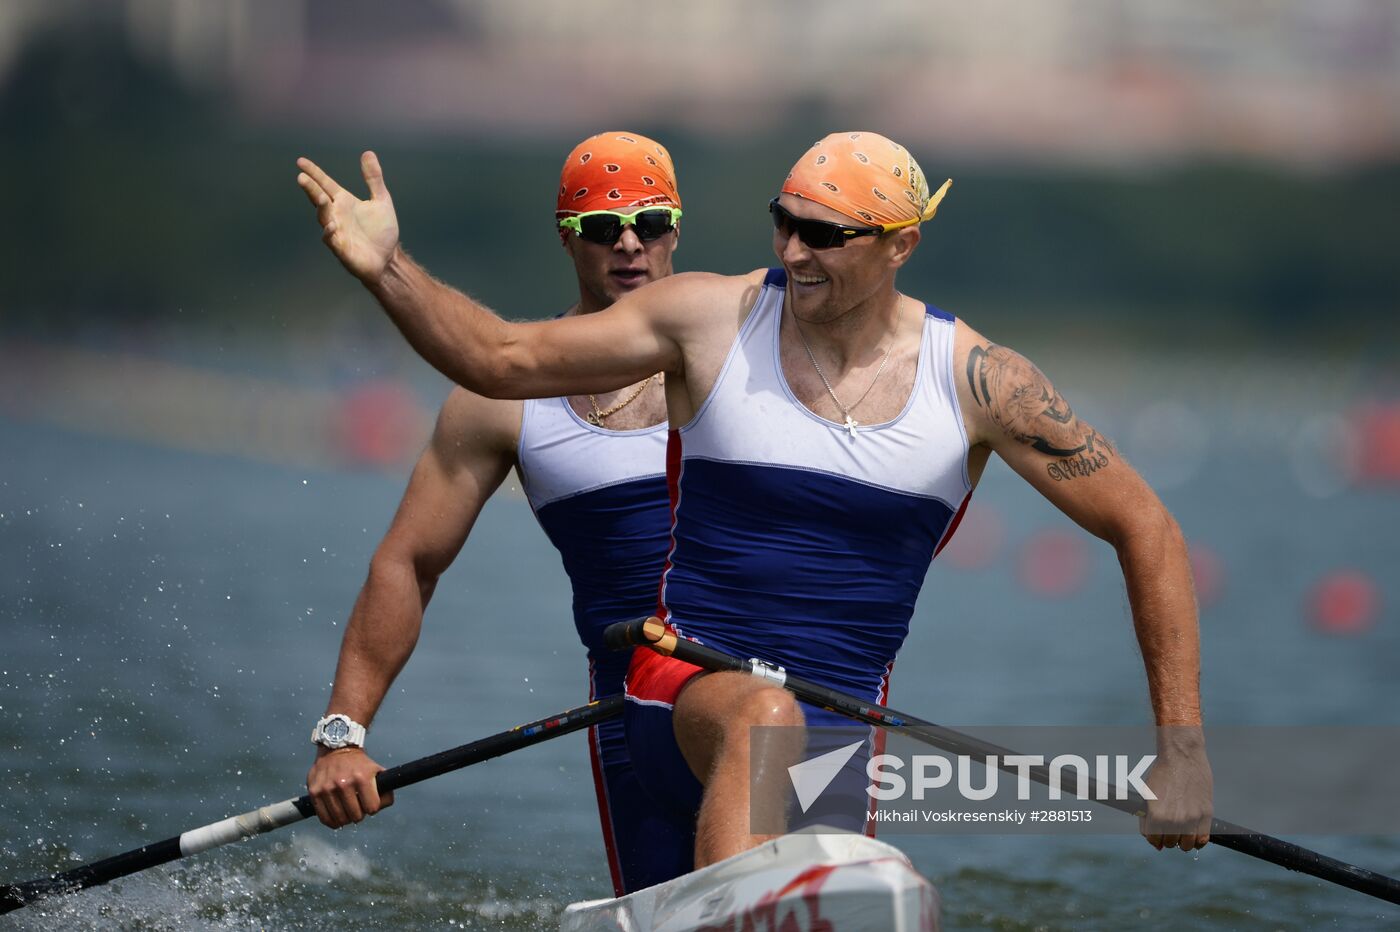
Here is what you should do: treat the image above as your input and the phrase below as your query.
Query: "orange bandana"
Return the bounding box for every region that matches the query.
[782,131,951,228]
[556,131,681,216]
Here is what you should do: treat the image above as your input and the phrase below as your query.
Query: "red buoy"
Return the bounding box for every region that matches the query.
[337,380,427,468]
[1307,570,1381,635]
[1188,543,1225,609]
[1017,529,1090,598]
[1349,402,1400,485]
[941,503,1005,571]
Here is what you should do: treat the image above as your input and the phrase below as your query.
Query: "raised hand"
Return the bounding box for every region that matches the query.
[297,151,400,285]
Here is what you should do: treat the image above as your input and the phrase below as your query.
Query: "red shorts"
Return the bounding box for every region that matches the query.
[622,641,705,708]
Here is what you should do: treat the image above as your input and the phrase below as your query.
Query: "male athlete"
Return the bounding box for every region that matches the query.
[297,132,1213,870]
[304,132,694,895]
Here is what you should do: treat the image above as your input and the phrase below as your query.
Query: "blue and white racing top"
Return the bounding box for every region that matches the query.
[658,268,973,705]
[517,394,671,696]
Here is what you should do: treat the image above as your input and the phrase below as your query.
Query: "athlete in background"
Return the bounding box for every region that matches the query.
[304,132,693,895]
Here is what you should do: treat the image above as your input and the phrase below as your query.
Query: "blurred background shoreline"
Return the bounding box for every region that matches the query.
[3,0,1399,344]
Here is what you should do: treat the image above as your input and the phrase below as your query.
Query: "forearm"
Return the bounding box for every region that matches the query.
[323,557,430,725]
[368,246,515,394]
[1115,509,1203,727]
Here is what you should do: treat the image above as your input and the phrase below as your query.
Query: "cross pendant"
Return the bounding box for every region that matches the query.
[843,414,859,437]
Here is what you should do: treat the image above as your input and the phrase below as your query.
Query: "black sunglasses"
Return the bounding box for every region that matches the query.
[558,207,682,246]
[768,197,885,249]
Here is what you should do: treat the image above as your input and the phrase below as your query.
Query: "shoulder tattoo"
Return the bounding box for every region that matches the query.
[966,343,1116,481]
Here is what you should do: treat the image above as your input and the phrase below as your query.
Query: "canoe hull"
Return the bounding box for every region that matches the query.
[561,830,938,932]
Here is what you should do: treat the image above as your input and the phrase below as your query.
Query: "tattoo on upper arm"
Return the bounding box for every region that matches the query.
[966,343,1117,481]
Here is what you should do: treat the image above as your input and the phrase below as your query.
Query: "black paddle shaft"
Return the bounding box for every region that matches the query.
[605,617,1400,907]
[1,695,623,915]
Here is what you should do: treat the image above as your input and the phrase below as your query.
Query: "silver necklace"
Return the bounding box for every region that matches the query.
[792,304,900,438]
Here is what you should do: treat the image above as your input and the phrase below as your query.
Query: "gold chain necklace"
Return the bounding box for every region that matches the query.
[792,305,901,439]
[586,374,659,426]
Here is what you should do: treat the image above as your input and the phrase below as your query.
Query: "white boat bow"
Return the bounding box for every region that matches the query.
[561,830,939,931]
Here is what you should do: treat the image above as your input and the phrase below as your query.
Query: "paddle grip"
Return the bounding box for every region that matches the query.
[603,616,656,652]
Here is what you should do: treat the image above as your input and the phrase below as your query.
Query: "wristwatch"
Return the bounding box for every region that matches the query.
[311,713,367,750]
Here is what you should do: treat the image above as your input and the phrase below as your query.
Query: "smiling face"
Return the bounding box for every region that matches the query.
[564,221,679,312]
[771,193,920,323]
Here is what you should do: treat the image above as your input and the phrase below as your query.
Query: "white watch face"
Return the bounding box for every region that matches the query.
[315,715,361,748]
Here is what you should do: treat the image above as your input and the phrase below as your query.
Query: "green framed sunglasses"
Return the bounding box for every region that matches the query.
[558,206,683,245]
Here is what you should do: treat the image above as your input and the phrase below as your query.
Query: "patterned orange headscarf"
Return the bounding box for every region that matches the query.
[556,131,681,216]
[782,131,951,228]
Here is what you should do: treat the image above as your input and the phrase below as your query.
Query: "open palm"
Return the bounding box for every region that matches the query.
[297,151,400,284]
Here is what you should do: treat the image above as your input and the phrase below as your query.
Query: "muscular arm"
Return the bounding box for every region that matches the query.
[369,247,689,398]
[296,152,704,400]
[955,323,1211,850]
[307,387,517,827]
[957,327,1200,724]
